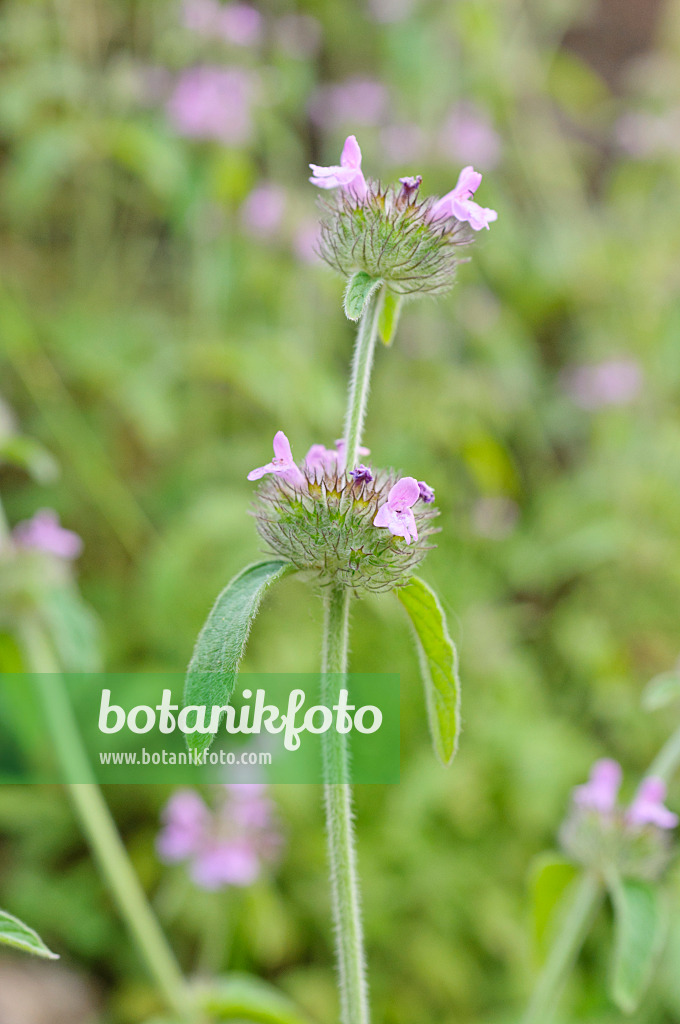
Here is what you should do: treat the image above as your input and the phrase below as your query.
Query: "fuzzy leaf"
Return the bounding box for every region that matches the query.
[378,290,402,346]
[185,560,293,755]
[196,973,312,1023]
[397,576,461,765]
[343,271,381,322]
[529,853,578,962]
[609,875,667,1014]
[0,909,58,959]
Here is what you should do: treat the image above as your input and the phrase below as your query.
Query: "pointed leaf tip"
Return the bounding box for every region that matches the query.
[0,909,59,959]
[343,272,381,321]
[185,560,294,756]
[397,576,461,765]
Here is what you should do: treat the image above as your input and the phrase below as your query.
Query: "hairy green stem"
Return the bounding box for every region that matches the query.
[343,289,383,474]
[321,585,370,1024]
[19,617,191,1020]
[522,872,603,1024]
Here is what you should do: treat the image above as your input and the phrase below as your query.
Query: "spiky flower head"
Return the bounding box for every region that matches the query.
[310,136,497,298]
[248,434,438,594]
[559,760,677,882]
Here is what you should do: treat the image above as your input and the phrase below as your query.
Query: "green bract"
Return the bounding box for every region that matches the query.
[317,181,471,297]
[252,467,438,594]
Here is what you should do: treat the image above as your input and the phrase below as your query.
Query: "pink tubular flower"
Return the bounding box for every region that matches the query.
[573,758,622,814]
[374,476,420,544]
[626,777,678,830]
[156,789,210,861]
[305,439,370,477]
[248,431,306,489]
[309,135,367,201]
[157,785,281,891]
[428,165,497,230]
[13,509,83,560]
[334,438,370,475]
[417,480,435,503]
[166,66,254,145]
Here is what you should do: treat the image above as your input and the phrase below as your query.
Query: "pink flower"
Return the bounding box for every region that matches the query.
[309,79,388,130]
[248,431,306,489]
[240,184,286,238]
[13,509,83,560]
[626,777,678,831]
[334,438,370,475]
[439,103,501,170]
[156,790,209,861]
[218,3,263,46]
[292,218,322,264]
[166,66,255,145]
[304,439,369,477]
[429,165,497,230]
[157,785,282,891]
[573,759,622,814]
[380,123,427,164]
[374,476,420,544]
[562,359,642,410]
[309,135,367,201]
[181,0,262,45]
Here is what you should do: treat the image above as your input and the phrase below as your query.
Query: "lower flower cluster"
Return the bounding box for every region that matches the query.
[560,759,677,882]
[248,432,439,593]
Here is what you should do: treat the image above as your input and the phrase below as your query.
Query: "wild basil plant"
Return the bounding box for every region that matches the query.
[184,134,498,1024]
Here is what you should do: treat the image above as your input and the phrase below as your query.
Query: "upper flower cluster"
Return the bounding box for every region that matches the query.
[247,431,438,592]
[309,135,497,297]
[561,759,677,881]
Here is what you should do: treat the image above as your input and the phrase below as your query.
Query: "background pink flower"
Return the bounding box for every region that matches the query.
[166,66,256,145]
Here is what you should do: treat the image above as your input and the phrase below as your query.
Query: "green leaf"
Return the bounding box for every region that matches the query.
[608,875,667,1014]
[396,576,461,765]
[343,272,381,322]
[642,670,680,711]
[0,908,58,959]
[378,290,403,346]
[185,560,293,755]
[196,973,312,1023]
[528,853,578,962]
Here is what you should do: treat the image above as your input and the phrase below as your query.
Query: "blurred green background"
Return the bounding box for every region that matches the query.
[3,0,680,1020]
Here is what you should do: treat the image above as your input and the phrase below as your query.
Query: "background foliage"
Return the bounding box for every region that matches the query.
[2,0,680,1020]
